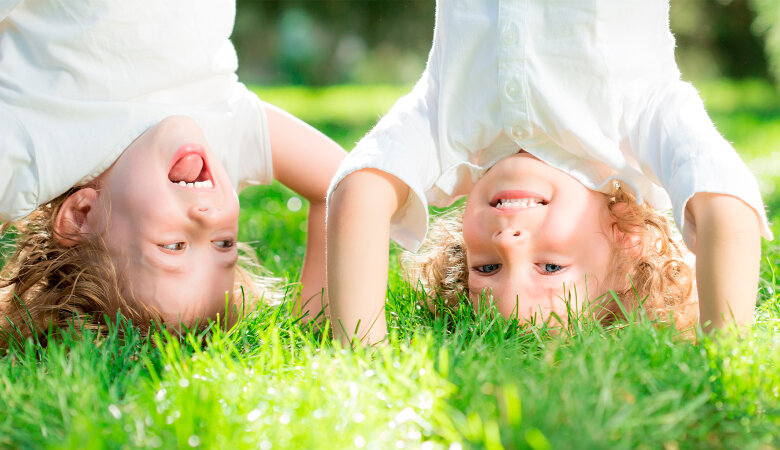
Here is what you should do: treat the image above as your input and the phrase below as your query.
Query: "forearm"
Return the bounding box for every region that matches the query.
[264,103,346,320]
[327,169,408,345]
[687,193,761,330]
[298,200,327,321]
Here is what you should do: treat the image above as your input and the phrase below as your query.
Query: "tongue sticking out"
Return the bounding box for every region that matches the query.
[168,154,204,183]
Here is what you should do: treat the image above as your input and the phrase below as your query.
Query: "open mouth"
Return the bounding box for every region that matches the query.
[490,190,548,210]
[168,145,214,189]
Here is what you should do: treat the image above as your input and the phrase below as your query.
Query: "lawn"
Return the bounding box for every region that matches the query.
[1,80,779,449]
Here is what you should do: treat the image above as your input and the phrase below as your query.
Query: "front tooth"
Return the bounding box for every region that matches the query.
[187,182,194,188]
[195,181,203,188]
[178,181,186,186]
[205,180,213,188]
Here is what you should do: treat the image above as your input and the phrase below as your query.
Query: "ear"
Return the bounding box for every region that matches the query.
[54,188,99,247]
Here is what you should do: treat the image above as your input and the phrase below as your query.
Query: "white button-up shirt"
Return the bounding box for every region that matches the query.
[329,0,771,251]
[0,0,273,222]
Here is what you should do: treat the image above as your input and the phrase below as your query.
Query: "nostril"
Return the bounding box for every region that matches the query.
[513,231,521,237]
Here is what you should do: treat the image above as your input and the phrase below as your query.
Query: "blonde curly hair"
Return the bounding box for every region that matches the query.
[0,190,279,347]
[402,188,698,330]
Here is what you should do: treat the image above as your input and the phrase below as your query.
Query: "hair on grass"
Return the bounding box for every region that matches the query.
[402,187,698,331]
[0,190,281,347]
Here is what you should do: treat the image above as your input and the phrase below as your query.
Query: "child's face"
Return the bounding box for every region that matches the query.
[462,151,614,322]
[92,116,240,326]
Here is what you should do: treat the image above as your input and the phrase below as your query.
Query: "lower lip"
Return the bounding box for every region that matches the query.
[490,190,547,205]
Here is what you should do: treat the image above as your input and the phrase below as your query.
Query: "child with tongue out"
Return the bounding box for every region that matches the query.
[0,1,344,341]
[327,0,772,344]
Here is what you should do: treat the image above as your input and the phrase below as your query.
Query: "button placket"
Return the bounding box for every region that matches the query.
[498,0,529,141]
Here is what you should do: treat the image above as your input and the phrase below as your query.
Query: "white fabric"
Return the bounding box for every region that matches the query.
[329,0,772,251]
[0,0,273,222]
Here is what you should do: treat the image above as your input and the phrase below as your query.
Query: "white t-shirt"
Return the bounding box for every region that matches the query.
[329,0,772,251]
[0,0,273,222]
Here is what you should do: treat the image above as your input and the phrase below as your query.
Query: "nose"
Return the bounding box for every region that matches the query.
[188,204,218,225]
[492,228,525,250]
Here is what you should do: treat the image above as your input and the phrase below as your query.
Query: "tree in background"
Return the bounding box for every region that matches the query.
[233,0,777,87]
[749,0,780,84]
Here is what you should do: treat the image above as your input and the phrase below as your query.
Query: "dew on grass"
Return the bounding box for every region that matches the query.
[353,412,366,423]
[260,440,272,450]
[396,440,405,448]
[247,409,261,422]
[179,378,190,388]
[274,255,281,263]
[187,435,200,447]
[418,392,433,410]
[108,404,122,419]
[364,369,375,377]
[394,407,417,425]
[354,435,366,448]
[313,409,323,419]
[280,414,291,424]
[449,443,463,450]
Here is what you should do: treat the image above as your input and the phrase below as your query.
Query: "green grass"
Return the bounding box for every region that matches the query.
[1,80,780,449]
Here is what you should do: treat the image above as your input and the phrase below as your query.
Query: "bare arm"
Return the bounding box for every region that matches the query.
[265,104,346,321]
[327,169,409,345]
[686,192,761,330]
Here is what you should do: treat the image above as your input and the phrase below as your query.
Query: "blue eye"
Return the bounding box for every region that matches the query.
[475,264,501,274]
[542,263,564,274]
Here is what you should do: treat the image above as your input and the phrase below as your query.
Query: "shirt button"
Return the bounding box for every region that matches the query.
[502,23,519,45]
[505,79,521,100]
[511,125,524,140]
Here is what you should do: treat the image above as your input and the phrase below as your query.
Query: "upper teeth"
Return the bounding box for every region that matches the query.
[177,180,214,189]
[495,198,544,210]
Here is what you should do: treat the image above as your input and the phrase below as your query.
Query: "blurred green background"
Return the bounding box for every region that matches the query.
[232,0,780,87]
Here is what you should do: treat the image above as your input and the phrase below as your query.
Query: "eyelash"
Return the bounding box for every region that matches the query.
[161,242,186,251]
[472,263,566,275]
[540,263,564,275]
[213,240,235,249]
[159,240,235,251]
[474,264,501,274]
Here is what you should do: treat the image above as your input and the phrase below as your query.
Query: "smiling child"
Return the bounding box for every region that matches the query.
[327,0,772,343]
[0,0,344,340]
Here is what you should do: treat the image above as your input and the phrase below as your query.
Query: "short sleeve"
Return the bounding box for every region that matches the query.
[0,0,22,20]
[211,84,274,193]
[327,70,442,251]
[626,81,772,246]
[0,103,37,222]
[233,95,273,192]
